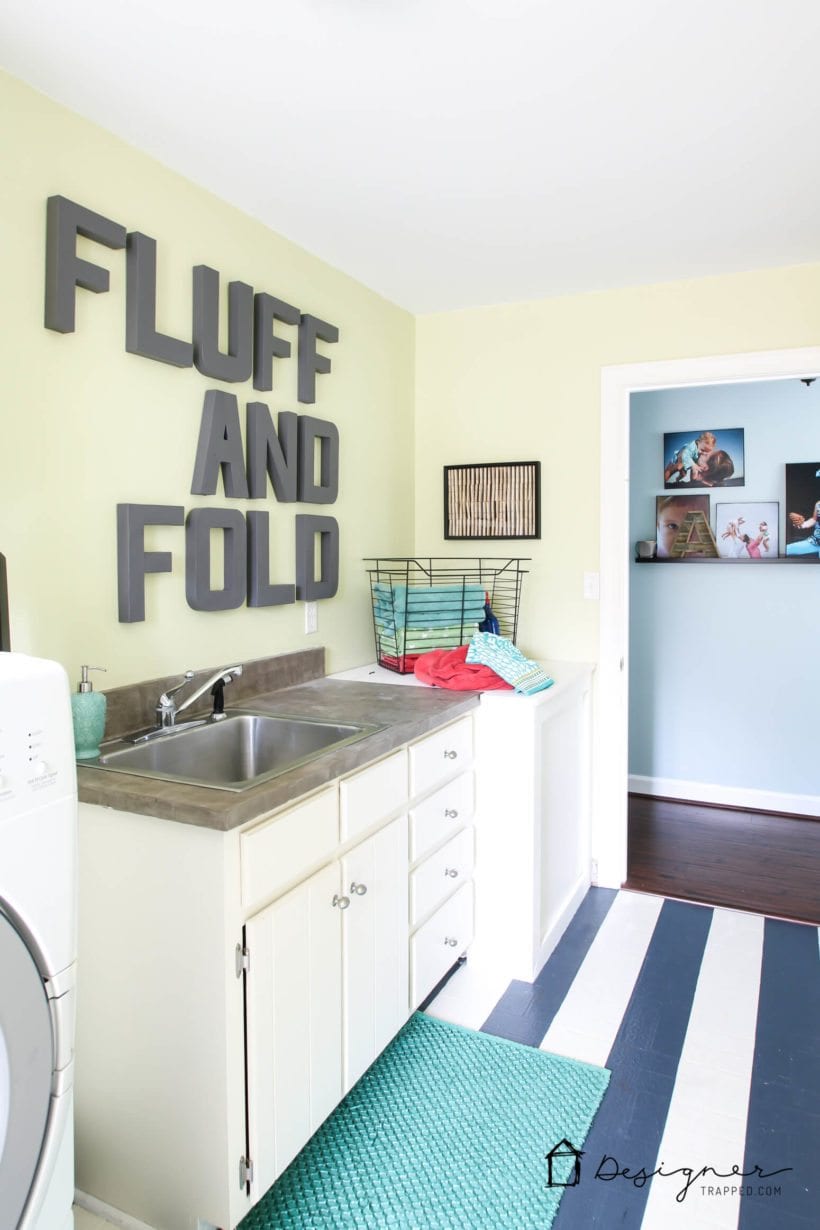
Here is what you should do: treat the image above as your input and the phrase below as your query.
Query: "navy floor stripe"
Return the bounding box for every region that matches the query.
[480,887,617,1046]
[551,898,713,1229]
[739,919,820,1229]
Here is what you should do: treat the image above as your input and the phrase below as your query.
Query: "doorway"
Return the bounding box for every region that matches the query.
[593,345,820,897]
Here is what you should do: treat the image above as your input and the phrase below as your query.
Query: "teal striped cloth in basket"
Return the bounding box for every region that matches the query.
[373,582,486,628]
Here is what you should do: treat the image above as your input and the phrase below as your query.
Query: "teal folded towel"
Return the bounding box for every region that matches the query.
[373,582,486,621]
[466,632,554,695]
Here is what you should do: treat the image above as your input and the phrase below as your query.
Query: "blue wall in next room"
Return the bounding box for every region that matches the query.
[628,376,820,802]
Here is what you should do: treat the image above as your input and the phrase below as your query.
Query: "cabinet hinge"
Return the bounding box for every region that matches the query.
[235,942,250,978]
[239,1155,254,1188]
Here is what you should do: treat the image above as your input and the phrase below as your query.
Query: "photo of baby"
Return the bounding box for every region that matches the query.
[663,428,745,489]
[715,502,779,559]
[785,462,820,557]
[655,494,711,558]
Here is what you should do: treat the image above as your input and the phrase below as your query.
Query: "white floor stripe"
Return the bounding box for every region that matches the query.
[538,890,664,1066]
[639,907,764,1230]
[424,960,513,1030]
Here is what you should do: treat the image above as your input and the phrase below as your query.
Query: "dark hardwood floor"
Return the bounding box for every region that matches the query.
[625,794,820,925]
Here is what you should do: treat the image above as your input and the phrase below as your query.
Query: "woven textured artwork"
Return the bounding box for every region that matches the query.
[239,1012,610,1230]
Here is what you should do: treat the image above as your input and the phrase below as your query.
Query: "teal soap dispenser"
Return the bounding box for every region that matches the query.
[71,665,107,759]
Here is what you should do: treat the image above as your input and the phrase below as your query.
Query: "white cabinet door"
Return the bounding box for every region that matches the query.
[245,861,343,1194]
[341,815,410,1092]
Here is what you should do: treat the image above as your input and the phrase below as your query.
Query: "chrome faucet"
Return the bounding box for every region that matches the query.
[127,665,245,743]
[157,665,243,728]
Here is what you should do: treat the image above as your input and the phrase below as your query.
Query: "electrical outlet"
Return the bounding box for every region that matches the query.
[304,601,318,634]
[590,859,598,885]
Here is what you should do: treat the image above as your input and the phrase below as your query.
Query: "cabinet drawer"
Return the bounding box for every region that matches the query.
[409,771,474,863]
[410,826,474,927]
[410,881,474,1007]
[240,787,338,913]
[340,749,408,842]
[409,716,473,797]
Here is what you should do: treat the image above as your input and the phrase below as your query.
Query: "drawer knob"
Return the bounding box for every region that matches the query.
[332,894,351,911]
[350,881,368,896]
[443,750,458,760]
[444,937,458,948]
[444,808,459,819]
[444,868,459,878]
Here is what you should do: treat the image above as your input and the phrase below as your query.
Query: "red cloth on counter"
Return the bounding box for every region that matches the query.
[413,644,513,691]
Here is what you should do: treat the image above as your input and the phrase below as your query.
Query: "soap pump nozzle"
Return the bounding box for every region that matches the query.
[77,665,106,693]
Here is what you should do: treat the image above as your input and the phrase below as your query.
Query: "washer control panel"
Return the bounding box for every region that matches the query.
[0,654,76,817]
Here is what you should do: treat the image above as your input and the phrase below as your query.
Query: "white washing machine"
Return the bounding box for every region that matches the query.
[0,653,77,1230]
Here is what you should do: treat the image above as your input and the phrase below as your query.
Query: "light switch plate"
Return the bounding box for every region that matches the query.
[583,571,600,600]
[304,601,318,634]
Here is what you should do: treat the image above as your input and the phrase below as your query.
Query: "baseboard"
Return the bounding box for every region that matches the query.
[74,1191,159,1230]
[628,774,820,819]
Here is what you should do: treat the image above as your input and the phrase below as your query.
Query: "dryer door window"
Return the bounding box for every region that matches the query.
[0,911,54,1230]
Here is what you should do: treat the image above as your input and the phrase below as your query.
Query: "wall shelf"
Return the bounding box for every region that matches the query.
[634,555,818,564]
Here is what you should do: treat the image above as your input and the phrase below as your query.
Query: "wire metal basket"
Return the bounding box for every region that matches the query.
[364,557,529,674]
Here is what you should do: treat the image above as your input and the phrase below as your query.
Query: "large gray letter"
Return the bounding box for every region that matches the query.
[247,511,296,607]
[253,292,300,391]
[246,403,298,501]
[295,514,339,600]
[117,504,184,623]
[297,416,339,504]
[185,509,246,612]
[126,232,193,367]
[45,196,127,333]
[190,390,250,498]
[192,265,253,383]
[297,314,339,404]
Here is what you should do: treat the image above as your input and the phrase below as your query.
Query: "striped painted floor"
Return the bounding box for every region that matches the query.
[426,889,819,1230]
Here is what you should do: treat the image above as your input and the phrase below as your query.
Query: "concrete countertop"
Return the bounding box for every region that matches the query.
[77,677,479,833]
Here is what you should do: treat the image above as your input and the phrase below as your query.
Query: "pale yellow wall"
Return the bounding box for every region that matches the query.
[414,266,820,663]
[0,72,415,687]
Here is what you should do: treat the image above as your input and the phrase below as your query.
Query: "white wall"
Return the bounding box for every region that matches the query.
[628,377,820,808]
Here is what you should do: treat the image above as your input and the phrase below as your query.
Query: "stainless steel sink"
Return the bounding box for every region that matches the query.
[82,710,382,791]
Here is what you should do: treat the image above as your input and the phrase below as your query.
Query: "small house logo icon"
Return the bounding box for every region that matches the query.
[545,1139,584,1188]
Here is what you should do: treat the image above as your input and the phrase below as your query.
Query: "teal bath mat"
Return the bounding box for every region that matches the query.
[240,1012,610,1230]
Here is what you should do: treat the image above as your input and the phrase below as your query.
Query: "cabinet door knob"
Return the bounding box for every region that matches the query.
[443,750,458,760]
[444,808,459,819]
[444,937,458,947]
[350,882,368,896]
[444,867,459,878]
[332,894,351,910]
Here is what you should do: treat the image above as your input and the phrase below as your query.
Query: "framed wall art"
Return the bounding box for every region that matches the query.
[663,428,745,489]
[444,461,541,540]
[785,463,820,556]
[715,502,779,559]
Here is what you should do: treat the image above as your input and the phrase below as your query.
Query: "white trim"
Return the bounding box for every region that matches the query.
[73,1191,158,1230]
[596,345,820,890]
[629,774,820,819]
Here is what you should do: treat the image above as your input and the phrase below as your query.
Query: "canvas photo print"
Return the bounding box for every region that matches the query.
[785,462,820,556]
[655,494,711,558]
[663,428,745,489]
[716,502,778,559]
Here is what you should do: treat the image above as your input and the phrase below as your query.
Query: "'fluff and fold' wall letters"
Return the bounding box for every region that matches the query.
[44,195,343,622]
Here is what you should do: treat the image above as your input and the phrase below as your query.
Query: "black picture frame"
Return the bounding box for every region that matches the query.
[444,462,541,540]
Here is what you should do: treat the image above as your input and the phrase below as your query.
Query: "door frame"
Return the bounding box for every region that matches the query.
[593,344,820,889]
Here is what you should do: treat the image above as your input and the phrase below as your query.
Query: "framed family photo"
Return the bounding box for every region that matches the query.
[785,462,820,556]
[663,428,745,489]
[655,493,711,558]
[715,502,778,559]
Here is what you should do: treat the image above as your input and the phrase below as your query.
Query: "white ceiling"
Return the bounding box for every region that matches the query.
[3,0,820,313]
